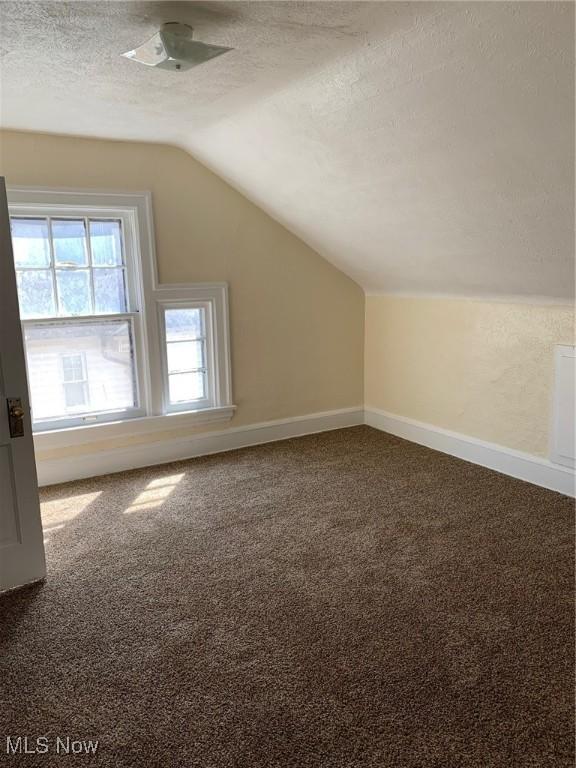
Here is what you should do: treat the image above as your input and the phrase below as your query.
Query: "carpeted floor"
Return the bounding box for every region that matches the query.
[0,426,573,767]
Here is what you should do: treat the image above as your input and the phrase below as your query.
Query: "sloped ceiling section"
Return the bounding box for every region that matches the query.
[0,1,573,299]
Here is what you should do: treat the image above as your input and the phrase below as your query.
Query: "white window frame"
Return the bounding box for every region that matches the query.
[159,301,212,413]
[156,287,232,416]
[7,187,235,449]
[9,197,149,430]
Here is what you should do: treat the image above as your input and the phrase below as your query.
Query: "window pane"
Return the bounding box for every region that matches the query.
[16,270,55,318]
[89,220,123,266]
[92,269,126,313]
[64,382,87,409]
[62,354,84,382]
[52,219,88,267]
[10,218,51,268]
[165,308,204,341]
[168,372,205,404]
[24,321,137,424]
[93,268,126,314]
[167,340,204,373]
[56,269,92,316]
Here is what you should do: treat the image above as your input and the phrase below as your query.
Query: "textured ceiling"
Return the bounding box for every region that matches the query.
[0,1,574,299]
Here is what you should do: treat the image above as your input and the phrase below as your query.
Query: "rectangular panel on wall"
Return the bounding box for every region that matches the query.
[551,345,575,469]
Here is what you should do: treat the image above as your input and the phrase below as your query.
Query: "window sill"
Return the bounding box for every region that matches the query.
[33,405,237,451]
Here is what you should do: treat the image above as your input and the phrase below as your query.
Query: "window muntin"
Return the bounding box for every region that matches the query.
[162,306,209,409]
[11,216,127,319]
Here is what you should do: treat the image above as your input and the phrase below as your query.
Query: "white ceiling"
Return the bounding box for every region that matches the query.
[1,1,574,300]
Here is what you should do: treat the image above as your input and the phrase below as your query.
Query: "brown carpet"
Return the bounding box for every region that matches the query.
[0,426,573,767]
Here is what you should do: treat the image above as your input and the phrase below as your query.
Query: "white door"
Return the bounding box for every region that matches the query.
[0,177,46,592]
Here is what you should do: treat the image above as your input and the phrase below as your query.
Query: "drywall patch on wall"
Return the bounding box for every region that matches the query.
[365,296,575,458]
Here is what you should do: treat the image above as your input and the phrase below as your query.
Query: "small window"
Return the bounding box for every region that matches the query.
[156,286,232,417]
[61,353,89,410]
[164,307,207,407]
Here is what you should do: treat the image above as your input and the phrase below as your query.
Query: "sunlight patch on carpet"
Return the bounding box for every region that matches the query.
[124,473,184,513]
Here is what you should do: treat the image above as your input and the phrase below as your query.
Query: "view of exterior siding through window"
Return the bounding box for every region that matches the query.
[23,322,136,423]
[10,216,138,427]
[164,308,206,404]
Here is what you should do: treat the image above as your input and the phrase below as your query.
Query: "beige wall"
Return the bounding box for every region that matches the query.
[0,130,364,459]
[365,296,575,457]
[3,130,572,466]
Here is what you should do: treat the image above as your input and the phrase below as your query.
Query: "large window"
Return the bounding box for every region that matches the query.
[8,189,233,436]
[11,214,141,429]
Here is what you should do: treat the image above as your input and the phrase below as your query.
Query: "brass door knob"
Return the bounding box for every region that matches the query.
[7,398,25,438]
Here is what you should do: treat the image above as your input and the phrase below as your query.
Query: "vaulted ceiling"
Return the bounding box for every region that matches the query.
[1,1,574,299]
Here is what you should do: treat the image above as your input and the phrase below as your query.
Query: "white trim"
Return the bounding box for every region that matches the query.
[157,299,212,413]
[35,405,575,495]
[365,407,575,498]
[155,285,232,413]
[154,281,230,295]
[33,406,237,451]
[35,407,364,486]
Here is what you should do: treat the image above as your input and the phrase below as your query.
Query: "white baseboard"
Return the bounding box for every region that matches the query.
[37,404,575,498]
[36,407,364,486]
[365,407,575,498]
